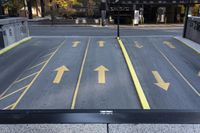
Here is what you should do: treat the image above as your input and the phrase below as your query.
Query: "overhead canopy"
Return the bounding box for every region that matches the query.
[107,0,200,12]
[108,0,200,5]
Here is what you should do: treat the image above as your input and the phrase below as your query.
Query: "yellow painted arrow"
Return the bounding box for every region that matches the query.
[53,65,69,84]
[98,41,105,48]
[152,71,170,91]
[198,71,200,77]
[163,41,176,49]
[94,65,109,84]
[134,41,143,48]
[72,41,80,47]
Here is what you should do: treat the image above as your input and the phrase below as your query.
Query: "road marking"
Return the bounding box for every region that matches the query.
[48,46,59,51]
[134,41,143,48]
[117,37,150,109]
[152,71,170,91]
[94,65,109,84]
[3,103,14,110]
[71,37,91,109]
[198,71,200,77]
[154,46,200,96]
[163,41,176,49]
[72,41,80,47]
[53,65,69,84]
[26,60,47,71]
[14,72,39,83]
[0,85,28,101]
[98,41,105,48]
[11,40,66,109]
[40,52,54,58]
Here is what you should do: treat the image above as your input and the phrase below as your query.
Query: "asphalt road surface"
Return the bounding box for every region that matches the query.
[29,25,183,36]
[0,27,199,110]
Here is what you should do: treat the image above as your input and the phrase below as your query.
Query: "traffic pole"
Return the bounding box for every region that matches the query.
[117,5,120,37]
[183,5,189,38]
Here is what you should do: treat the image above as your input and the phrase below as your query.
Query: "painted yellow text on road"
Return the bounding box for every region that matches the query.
[94,65,109,84]
[134,41,143,48]
[98,41,105,48]
[72,41,80,47]
[152,71,170,91]
[53,65,69,84]
[163,41,176,49]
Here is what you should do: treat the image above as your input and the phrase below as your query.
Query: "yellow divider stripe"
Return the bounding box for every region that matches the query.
[116,37,150,109]
[0,37,32,55]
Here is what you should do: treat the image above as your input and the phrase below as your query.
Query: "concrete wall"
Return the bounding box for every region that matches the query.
[0,17,29,48]
[185,17,200,44]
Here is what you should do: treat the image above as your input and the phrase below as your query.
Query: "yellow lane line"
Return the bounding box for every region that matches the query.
[3,103,15,110]
[26,60,47,70]
[156,48,200,96]
[0,37,32,55]
[40,52,54,58]
[14,72,39,83]
[71,37,91,109]
[11,40,66,109]
[0,85,28,101]
[116,37,150,109]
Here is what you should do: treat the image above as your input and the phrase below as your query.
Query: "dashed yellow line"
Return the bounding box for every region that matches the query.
[11,40,66,109]
[0,85,28,101]
[71,37,91,109]
[14,72,39,83]
[116,37,150,110]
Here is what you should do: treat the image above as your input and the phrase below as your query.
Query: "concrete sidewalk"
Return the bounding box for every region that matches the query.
[0,124,200,133]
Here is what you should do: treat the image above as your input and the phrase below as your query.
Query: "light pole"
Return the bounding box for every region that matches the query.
[40,0,45,17]
[27,0,33,19]
[101,0,106,26]
[115,0,120,37]
[183,0,191,38]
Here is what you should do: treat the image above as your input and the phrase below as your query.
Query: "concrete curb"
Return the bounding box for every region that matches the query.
[174,36,200,54]
[0,37,32,55]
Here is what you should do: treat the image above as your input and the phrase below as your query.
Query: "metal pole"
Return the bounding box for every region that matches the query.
[117,5,120,37]
[101,0,106,26]
[0,4,3,16]
[183,5,189,38]
[40,0,45,17]
[27,0,33,19]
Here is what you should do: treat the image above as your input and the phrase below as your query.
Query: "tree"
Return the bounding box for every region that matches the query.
[87,0,95,17]
[3,0,24,16]
[48,0,79,23]
[192,4,200,16]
